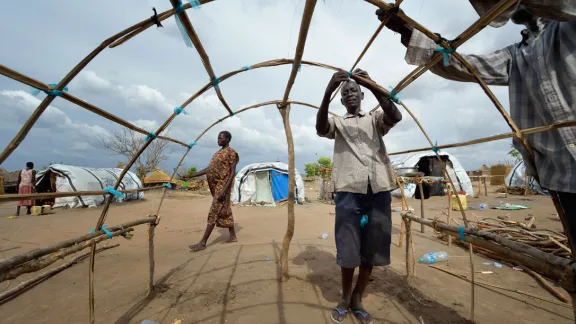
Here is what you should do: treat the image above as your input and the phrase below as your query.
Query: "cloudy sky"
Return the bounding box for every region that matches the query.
[0,0,524,175]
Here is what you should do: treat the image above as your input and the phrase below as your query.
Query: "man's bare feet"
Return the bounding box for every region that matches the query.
[189,242,206,252]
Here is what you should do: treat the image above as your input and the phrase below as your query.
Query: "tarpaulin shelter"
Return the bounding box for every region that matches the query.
[231,162,305,206]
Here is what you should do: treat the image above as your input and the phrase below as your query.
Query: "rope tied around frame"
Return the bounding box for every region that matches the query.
[145,132,157,142]
[211,76,220,90]
[150,7,163,28]
[31,83,69,97]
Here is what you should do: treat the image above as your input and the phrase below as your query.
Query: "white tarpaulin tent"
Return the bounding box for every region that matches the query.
[392,152,473,197]
[36,164,144,208]
[231,162,305,206]
[505,161,547,194]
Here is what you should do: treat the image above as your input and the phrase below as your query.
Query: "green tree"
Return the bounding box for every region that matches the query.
[508,144,522,163]
[187,166,197,176]
[317,157,332,169]
[304,163,320,177]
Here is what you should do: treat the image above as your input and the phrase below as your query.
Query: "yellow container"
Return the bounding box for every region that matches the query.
[451,194,468,211]
[31,206,42,216]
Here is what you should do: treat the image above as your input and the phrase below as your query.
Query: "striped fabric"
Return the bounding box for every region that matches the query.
[404,17,576,193]
[468,1,576,27]
[318,110,398,194]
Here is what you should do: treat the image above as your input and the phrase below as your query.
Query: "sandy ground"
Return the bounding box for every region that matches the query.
[0,187,572,324]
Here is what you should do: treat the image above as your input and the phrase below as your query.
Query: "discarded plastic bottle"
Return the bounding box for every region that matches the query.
[419,251,449,264]
[479,204,488,211]
[320,232,328,239]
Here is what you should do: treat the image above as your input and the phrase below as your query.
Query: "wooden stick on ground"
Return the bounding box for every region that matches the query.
[0,244,119,305]
[429,265,572,308]
[520,266,570,303]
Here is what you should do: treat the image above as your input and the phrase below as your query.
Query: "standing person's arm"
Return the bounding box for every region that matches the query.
[375,11,512,86]
[316,71,350,137]
[218,161,238,201]
[192,167,209,178]
[353,69,402,129]
[16,171,21,189]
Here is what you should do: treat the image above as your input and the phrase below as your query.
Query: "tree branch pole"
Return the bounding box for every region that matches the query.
[397,178,407,248]
[147,216,156,296]
[0,217,156,274]
[0,244,119,305]
[0,228,133,283]
[405,219,414,279]
[418,179,425,233]
[447,184,452,247]
[278,103,296,281]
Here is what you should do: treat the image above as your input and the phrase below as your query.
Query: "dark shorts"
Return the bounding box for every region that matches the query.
[334,186,392,268]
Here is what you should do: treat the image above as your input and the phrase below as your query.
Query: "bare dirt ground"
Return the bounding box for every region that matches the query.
[0,186,572,324]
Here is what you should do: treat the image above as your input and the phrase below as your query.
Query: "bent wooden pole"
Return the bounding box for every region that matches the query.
[278,103,296,281]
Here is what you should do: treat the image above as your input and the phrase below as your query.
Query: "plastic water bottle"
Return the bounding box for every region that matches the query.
[419,251,449,264]
[320,232,328,239]
[479,204,488,211]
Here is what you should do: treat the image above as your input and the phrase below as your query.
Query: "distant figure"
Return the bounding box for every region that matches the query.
[316,69,402,324]
[189,131,240,252]
[16,162,36,216]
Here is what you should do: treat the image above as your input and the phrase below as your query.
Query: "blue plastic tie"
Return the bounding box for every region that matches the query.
[211,76,220,90]
[174,1,193,48]
[31,83,69,97]
[188,0,201,9]
[163,183,172,189]
[88,224,113,239]
[388,86,400,103]
[104,187,125,199]
[348,71,353,77]
[293,62,301,72]
[174,106,188,115]
[242,65,251,71]
[230,112,235,117]
[360,215,368,228]
[432,141,440,153]
[458,226,467,242]
[188,141,197,149]
[435,46,456,67]
[145,132,157,142]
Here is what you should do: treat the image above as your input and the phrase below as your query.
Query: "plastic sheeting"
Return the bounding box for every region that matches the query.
[36,164,144,208]
[505,161,547,195]
[391,152,473,197]
[231,162,305,205]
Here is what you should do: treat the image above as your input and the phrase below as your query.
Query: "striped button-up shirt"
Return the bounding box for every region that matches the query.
[468,0,576,28]
[318,110,398,194]
[404,17,576,193]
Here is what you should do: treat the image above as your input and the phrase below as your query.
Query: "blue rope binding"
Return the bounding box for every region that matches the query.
[458,226,467,242]
[145,132,157,142]
[435,46,456,67]
[388,86,400,103]
[347,71,353,77]
[174,1,193,48]
[188,0,201,9]
[163,183,172,189]
[89,224,113,239]
[242,65,251,71]
[432,140,440,153]
[104,187,125,199]
[211,76,220,90]
[188,141,197,149]
[31,83,69,97]
[174,106,189,115]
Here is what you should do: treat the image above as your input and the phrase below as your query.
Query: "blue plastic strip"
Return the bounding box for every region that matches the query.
[188,0,201,9]
[145,132,157,142]
[360,215,368,228]
[434,46,456,67]
[188,141,197,149]
[104,187,125,199]
[242,65,251,71]
[174,106,188,115]
[458,226,467,242]
[432,140,440,153]
[174,1,193,48]
[348,71,353,77]
[31,83,69,97]
[88,224,113,239]
[230,112,235,117]
[211,77,220,90]
[163,183,172,189]
[388,86,400,103]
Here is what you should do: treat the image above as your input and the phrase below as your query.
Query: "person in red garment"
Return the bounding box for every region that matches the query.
[189,131,239,252]
[16,162,36,216]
